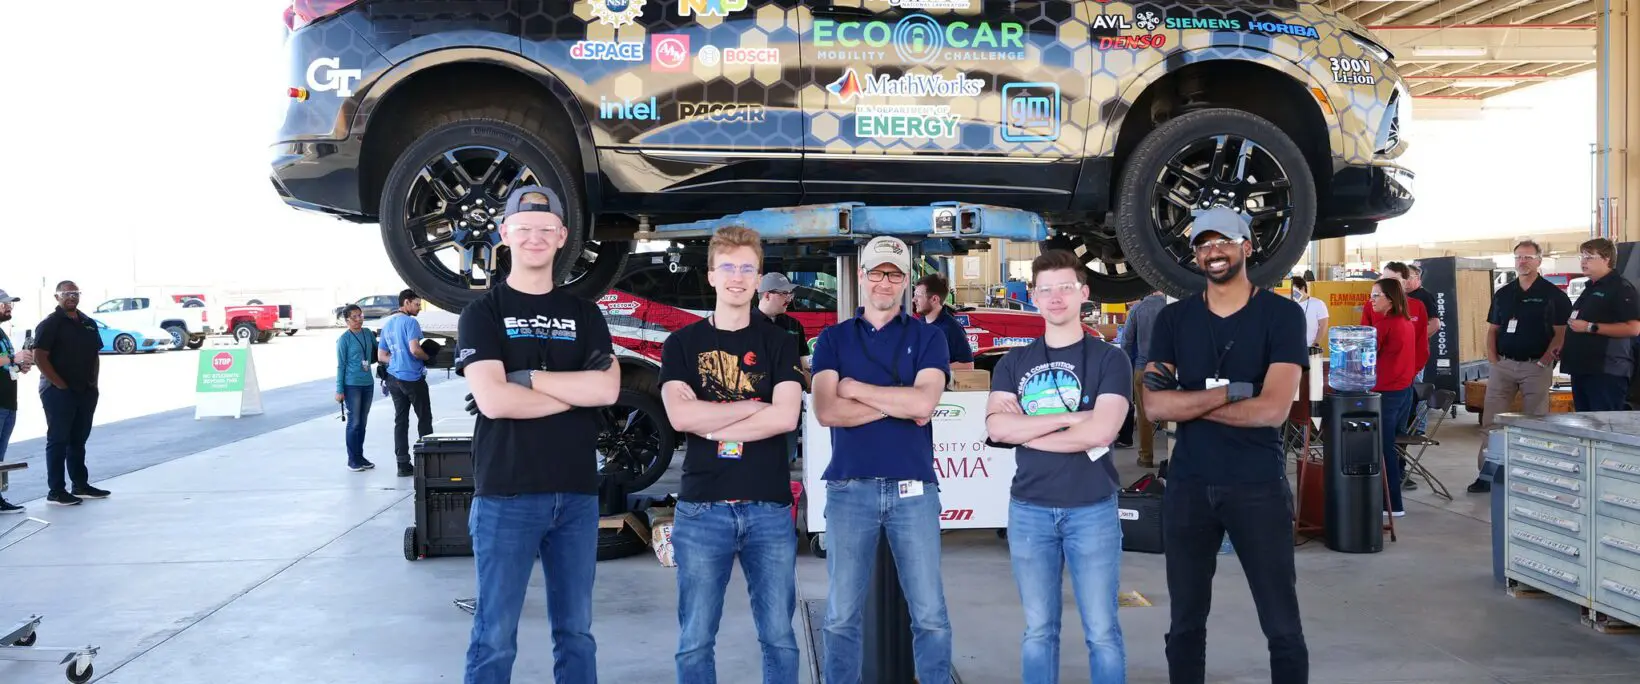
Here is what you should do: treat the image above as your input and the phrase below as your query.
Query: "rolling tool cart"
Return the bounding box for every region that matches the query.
[403,433,476,561]
[1,462,99,683]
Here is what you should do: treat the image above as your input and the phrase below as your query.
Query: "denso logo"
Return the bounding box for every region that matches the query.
[940,509,974,521]
[811,14,1025,65]
[305,57,361,97]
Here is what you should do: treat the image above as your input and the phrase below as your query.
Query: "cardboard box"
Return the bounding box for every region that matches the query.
[646,506,676,567]
[949,368,990,391]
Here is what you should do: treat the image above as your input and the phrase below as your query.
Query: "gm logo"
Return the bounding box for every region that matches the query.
[1001,82,1060,142]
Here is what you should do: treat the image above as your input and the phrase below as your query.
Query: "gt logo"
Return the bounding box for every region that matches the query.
[306,57,361,97]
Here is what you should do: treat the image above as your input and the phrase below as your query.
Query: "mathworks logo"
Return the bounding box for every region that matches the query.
[826,68,984,102]
[811,14,1025,64]
[932,403,966,420]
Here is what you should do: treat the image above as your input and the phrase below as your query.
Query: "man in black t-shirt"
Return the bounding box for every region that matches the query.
[660,226,805,683]
[34,280,110,507]
[455,186,621,684]
[0,289,36,514]
[1142,208,1309,683]
[1562,238,1640,411]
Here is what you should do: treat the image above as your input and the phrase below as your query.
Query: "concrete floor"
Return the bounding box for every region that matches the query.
[2,380,1639,683]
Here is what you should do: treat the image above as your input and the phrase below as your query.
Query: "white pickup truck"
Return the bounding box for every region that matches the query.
[90,297,212,350]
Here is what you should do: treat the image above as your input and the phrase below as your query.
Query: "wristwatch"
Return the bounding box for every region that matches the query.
[1227,382,1256,403]
[1591,322,1601,334]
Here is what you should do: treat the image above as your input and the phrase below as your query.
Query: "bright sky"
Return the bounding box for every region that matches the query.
[0,0,1599,315]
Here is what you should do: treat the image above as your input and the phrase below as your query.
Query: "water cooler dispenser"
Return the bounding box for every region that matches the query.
[1322,392,1384,553]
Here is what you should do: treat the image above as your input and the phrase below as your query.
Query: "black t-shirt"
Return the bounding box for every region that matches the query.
[1487,276,1572,361]
[757,309,811,357]
[0,330,17,411]
[1148,289,1308,484]
[35,308,101,392]
[455,284,614,497]
[991,335,1131,507]
[1562,273,1640,377]
[660,317,804,504]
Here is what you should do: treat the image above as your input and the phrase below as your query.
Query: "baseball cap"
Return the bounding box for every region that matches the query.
[0,289,16,303]
[1187,206,1254,245]
[502,185,566,222]
[860,236,912,274]
[759,272,795,294]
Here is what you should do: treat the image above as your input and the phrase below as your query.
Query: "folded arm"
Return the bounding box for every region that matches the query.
[1201,363,1302,429]
[533,364,622,407]
[467,360,574,420]
[984,391,1076,444]
[1024,394,1129,453]
[1141,363,1230,423]
[709,381,804,443]
[661,381,767,434]
[814,370,887,428]
[840,369,945,422]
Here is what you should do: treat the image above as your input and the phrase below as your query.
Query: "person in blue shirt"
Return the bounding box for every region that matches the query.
[811,235,953,684]
[912,272,975,370]
[379,288,432,477]
[335,304,379,472]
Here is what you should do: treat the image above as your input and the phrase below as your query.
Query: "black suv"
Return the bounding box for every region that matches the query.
[271,0,1412,312]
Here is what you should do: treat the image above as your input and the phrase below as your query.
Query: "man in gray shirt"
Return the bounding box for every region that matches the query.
[985,249,1132,683]
[1121,291,1167,466]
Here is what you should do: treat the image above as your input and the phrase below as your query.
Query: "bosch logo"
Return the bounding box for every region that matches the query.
[305,57,361,97]
[651,34,691,72]
[211,353,235,372]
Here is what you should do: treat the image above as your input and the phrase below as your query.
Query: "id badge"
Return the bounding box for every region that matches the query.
[898,480,924,498]
[1506,319,1518,334]
[1570,310,1579,320]
[1205,377,1229,390]
[717,441,743,460]
[361,360,370,371]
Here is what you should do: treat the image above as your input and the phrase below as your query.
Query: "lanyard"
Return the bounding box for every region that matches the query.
[854,317,910,386]
[348,330,372,361]
[1203,289,1254,379]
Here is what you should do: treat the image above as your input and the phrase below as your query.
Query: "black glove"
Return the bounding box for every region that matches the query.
[1143,364,1179,392]
[465,393,480,417]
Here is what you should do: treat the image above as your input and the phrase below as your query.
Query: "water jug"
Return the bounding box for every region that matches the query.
[1328,326,1378,393]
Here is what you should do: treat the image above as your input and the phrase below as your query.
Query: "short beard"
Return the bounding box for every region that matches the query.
[0,313,9,324]
[1205,258,1245,285]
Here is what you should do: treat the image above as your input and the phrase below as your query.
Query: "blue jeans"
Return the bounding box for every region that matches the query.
[1007,495,1125,684]
[673,500,799,684]
[41,386,97,494]
[1379,387,1413,513]
[342,385,373,466]
[465,493,600,684]
[0,408,15,462]
[822,478,952,684]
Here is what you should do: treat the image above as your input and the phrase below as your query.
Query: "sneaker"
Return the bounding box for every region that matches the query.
[1467,478,1491,494]
[47,491,82,506]
[1114,440,1133,449]
[359,459,376,470]
[0,497,23,515]
[397,463,414,477]
[1403,479,1419,491]
[71,485,110,499]
[348,463,368,472]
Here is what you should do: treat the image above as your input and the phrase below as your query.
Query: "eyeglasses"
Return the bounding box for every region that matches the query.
[714,263,759,277]
[865,270,907,284]
[1032,282,1081,299]
[57,291,80,298]
[1580,253,1604,261]
[1193,238,1245,254]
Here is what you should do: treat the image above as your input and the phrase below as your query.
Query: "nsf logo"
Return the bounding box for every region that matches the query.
[894,14,944,64]
[1001,82,1059,143]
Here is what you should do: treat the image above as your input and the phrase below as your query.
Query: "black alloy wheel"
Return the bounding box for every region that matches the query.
[114,334,136,355]
[1114,109,1316,298]
[396,144,535,297]
[596,389,675,494]
[1042,229,1156,304]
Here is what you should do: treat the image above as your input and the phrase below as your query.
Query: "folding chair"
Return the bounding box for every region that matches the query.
[1395,384,1456,500]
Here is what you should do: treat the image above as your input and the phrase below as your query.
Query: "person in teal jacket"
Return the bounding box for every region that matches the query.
[336,305,379,471]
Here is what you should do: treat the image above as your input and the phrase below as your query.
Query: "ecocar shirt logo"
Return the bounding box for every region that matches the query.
[812,14,1026,64]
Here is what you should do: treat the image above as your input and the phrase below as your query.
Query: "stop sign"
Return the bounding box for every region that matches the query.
[212,352,234,372]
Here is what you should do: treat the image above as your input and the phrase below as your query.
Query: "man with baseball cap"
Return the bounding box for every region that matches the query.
[811,235,954,683]
[1140,207,1310,682]
[0,289,34,514]
[756,271,811,363]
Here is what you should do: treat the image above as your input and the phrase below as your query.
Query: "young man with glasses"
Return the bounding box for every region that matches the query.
[457,186,621,684]
[811,235,953,684]
[1142,208,1309,683]
[0,289,35,514]
[1562,238,1640,411]
[32,280,111,506]
[659,225,806,684]
[984,249,1132,683]
[1469,240,1569,494]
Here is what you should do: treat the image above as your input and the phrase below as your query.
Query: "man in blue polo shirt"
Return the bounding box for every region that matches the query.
[811,235,953,684]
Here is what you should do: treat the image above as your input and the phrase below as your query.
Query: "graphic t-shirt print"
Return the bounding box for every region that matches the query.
[697,349,766,401]
[1016,361,1083,416]
[504,315,578,341]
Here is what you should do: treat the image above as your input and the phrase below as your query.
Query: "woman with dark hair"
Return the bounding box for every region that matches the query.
[336,304,378,471]
[1369,278,1417,517]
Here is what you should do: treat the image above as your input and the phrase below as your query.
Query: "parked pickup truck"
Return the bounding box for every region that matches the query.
[90,297,212,350]
[222,304,304,344]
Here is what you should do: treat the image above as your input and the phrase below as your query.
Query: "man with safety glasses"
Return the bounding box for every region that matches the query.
[811,235,954,684]
[33,280,112,506]
[1561,238,1640,412]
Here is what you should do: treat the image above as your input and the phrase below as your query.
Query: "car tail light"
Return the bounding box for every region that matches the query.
[284,0,364,31]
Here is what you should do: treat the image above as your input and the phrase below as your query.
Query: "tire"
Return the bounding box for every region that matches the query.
[67,663,92,684]
[285,330,299,337]
[232,322,257,344]
[1113,108,1317,299]
[597,387,676,495]
[164,325,187,351]
[562,239,634,301]
[809,533,827,559]
[12,631,35,647]
[256,331,275,344]
[404,526,420,561]
[113,334,136,355]
[1043,231,1157,304]
[185,337,205,350]
[596,526,649,562]
[378,104,613,315]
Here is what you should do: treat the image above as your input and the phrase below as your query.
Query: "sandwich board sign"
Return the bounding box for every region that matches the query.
[194,342,264,419]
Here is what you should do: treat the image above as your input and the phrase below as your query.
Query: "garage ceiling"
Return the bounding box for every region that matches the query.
[1328,0,1599,100]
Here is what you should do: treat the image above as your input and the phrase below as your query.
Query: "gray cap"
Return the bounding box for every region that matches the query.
[860,235,913,273]
[1187,206,1253,244]
[0,289,17,303]
[759,272,795,293]
[503,185,566,221]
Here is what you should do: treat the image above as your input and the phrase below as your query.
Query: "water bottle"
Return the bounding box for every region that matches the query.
[1327,326,1378,393]
[22,330,33,349]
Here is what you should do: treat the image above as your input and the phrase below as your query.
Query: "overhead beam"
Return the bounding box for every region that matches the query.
[1361,0,1492,26]
[1381,25,1598,64]
[1443,0,1599,26]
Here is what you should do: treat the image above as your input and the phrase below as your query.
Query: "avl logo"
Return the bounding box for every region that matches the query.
[1001,82,1059,142]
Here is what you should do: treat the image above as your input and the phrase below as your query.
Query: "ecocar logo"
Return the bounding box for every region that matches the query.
[812,14,1025,65]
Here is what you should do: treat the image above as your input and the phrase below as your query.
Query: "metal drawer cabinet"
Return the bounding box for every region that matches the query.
[1510,429,1587,462]
[1595,446,1640,486]
[1507,542,1591,607]
[1593,559,1640,628]
[1595,472,1640,527]
[1595,514,1640,573]
[1508,497,1589,541]
[1509,521,1589,572]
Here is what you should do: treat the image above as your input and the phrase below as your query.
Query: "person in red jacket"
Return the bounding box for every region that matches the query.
[1370,278,1418,517]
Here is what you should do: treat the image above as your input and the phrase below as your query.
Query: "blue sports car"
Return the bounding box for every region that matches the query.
[95,319,171,355]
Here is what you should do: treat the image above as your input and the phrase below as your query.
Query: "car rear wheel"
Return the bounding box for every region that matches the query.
[1043,229,1157,304]
[164,325,187,351]
[113,334,136,355]
[1114,108,1316,298]
[378,105,626,315]
[597,387,675,495]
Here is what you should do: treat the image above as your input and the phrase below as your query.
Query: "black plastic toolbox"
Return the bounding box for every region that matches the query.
[405,434,476,561]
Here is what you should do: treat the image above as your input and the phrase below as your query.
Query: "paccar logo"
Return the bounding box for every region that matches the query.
[651,34,691,72]
[932,403,965,420]
[1001,82,1059,142]
[940,509,974,521]
[811,14,1025,64]
[679,102,767,123]
[678,0,747,17]
[305,57,361,97]
[570,40,644,62]
[211,352,235,372]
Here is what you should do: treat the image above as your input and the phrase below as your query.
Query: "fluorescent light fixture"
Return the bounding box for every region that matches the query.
[1412,46,1489,58]
[1449,78,1520,88]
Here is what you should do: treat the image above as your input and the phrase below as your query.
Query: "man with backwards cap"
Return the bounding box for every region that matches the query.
[754,271,812,463]
[1141,207,1310,683]
[0,288,35,514]
[810,235,954,684]
[456,186,621,684]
